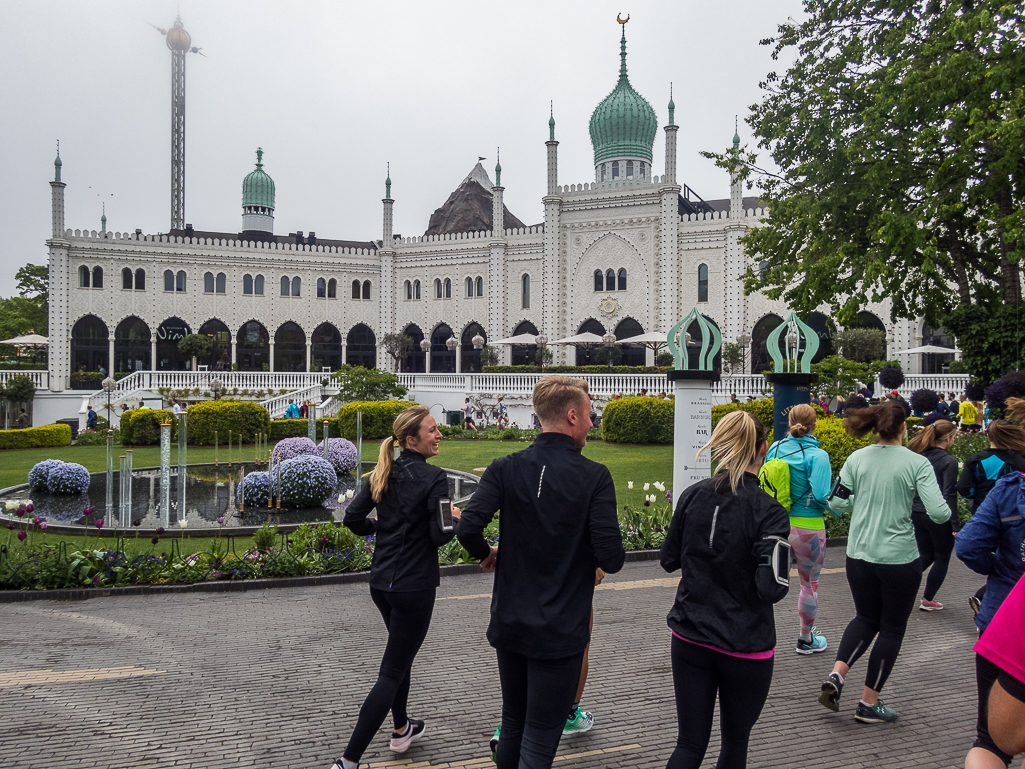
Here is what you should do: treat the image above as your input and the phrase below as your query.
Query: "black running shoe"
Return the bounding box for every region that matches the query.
[854,699,898,724]
[818,672,844,712]
[389,719,426,753]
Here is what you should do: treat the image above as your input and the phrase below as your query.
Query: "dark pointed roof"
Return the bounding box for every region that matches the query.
[425,163,526,237]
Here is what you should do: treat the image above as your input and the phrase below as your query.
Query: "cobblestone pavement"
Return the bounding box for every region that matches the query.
[0,546,1005,769]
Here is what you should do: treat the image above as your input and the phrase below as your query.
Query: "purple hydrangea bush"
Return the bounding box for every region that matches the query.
[319,438,358,475]
[28,459,64,491]
[236,472,270,509]
[909,388,940,414]
[275,455,335,508]
[984,370,1025,412]
[271,437,320,464]
[877,365,905,391]
[45,462,91,495]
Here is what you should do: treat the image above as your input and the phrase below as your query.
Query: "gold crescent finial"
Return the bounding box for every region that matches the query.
[617,13,630,24]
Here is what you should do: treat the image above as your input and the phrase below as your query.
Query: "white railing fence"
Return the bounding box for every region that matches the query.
[0,370,49,389]
[882,374,970,400]
[88,371,328,402]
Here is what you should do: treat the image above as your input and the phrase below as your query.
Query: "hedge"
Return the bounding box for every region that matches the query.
[0,424,72,450]
[184,401,271,445]
[270,419,328,441]
[711,398,827,431]
[600,397,675,444]
[120,409,177,446]
[337,401,421,440]
[482,365,668,375]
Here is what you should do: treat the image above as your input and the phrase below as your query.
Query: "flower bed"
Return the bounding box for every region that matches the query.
[26,459,91,495]
[319,438,358,475]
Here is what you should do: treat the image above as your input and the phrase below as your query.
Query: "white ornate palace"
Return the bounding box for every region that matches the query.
[44,24,952,403]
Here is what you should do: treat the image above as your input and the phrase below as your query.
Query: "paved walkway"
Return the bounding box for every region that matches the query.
[0,546,1001,768]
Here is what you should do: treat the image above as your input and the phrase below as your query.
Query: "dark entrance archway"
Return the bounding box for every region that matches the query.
[71,315,108,375]
[311,323,342,372]
[114,316,150,374]
[511,321,538,366]
[199,319,232,371]
[614,317,645,366]
[461,323,487,373]
[274,322,307,372]
[430,324,456,373]
[806,312,835,363]
[575,319,605,365]
[346,324,377,368]
[751,314,783,374]
[156,317,192,371]
[401,325,425,372]
[684,315,723,373]
[236,320,269,372]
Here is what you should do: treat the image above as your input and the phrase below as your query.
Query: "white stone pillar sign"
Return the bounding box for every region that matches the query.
[672,376,713,497]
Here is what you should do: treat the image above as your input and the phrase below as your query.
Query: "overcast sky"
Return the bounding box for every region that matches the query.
[0,0,804,296]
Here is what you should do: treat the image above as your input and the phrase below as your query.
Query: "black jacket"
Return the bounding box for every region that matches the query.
[911,447,959,527]
[660,472,790,654]
[457,432,625,659]
[957,448,1025,512]
[344,449,453,592]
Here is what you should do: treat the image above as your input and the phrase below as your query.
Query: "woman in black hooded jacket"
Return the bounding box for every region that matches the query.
[660,410,790,769]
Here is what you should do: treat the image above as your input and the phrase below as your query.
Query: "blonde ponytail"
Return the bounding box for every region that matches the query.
[368,405,431,503]
[697,410,767,493]
[787,403,818,439]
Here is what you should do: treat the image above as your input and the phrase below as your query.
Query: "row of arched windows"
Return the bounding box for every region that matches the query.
[78,266,104,288]
[70,314,378,374]
[466,276,485,297]
[598,160,647,182]
[593,269,628,292]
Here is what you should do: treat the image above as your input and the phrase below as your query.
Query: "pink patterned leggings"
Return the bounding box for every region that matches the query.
[789,526,827,634]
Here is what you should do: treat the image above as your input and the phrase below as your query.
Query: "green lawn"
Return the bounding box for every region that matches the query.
[428,438,674,511]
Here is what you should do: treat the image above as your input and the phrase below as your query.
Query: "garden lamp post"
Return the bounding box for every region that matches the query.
[472,332,485,373]
[209,377,222,400]
[446,334,458,373]
[602,332,617,372]
[419,338,431,373]
[101,376,117,419]
[535,334,548,371]
[736,332,752,375]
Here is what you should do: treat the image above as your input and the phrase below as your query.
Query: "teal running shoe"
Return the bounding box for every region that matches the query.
[489,726,500,764]
[563,707,593,735]
[796,627,828,655]
[855,699,898,724]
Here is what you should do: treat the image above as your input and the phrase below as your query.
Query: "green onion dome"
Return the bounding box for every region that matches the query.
[242,148,275,210]
[588,27,658,164]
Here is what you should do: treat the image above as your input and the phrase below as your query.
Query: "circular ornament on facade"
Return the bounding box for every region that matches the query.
[599,297,618,317]
[638,231,647,241]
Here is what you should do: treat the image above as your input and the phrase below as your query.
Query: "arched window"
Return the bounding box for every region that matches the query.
[327,278,336,298]
[292,276,301,297]
[401,325,426,372]
[414,280,421,299]
[626,160,634,178]
[71,315,108,373]
[346,324,377,368]
[235,320,269,371]
[78,266,90,288]
[199,319,231,371]
[461,323,487,373]
[362,280,371,300]
[594,270,603,292]
[760,261,768,281]
[611,160,620,179]
[135,268,146,290]
[155,317,191,370]
[311,323,342,371]
[353,280,362,300]
[522,274,530,309]
[405,280,412,300]
[615,317,645,366]
[856,311,886,333]
[164,269,174,292]
[476,276,484,296]
[254,275,264,295]
[806,312,835,363]
[618,268,627,291]
[92,267,103,288]
[606,269,615,292]
[280,276,290,296]
[639,161,646,177]
[317,278,326,298]
[511,320,539,365]
[175,270,186,292]
[600,165,607,182]
[751,314,784,374]
[576,319,606,365]
[122,268,133,290]
[243,274,253,295]
[114,316,151,373]
[443,278,451,298]
[430,324,456,373]
[204,272,215,293]
[466,277,474,297]
[697,264,708,302]
[274,322,306,372]
[216,273,226,294]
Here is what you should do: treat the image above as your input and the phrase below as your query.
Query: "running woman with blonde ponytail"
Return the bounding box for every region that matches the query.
[661,410,790,768]
[764,403,837,654]
[331,406,456,769]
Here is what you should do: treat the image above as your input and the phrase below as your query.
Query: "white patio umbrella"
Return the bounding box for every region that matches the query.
[493,333,541,345]
[895,345,961,354]
[0,334,48,347]
[552,332,606,345]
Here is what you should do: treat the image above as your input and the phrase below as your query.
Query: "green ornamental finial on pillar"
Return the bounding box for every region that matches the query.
[256,147,263,167]
[385,162,391,200]
[54,140,62,183]
[667,308,722,371]
[495,148,502,187]
[549,102,555,142]
[733,116,741,157]
[766,311,820,373]
[668,83,675,126]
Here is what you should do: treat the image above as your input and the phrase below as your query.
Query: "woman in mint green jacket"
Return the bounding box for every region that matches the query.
[817,400,949,725]
[764,403,837,655]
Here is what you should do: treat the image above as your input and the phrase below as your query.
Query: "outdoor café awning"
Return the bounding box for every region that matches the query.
[493,333,540,345]
[0,334,48,347]
[552,332,606,345]
[895,345,960,355]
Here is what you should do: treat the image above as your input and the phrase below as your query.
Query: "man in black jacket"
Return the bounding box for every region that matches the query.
[458,375,625,769]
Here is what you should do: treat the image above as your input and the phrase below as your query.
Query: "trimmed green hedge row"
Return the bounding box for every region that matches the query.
[184,401,271,445]
[120,409,177,446]
[600,397,675,444]
[0,424,72,450]
[337,401,421,440]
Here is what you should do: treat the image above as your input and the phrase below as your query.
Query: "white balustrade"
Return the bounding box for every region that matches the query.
[0,370,49,389]
[878,373,969,400]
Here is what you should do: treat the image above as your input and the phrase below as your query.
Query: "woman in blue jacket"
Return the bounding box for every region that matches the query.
[763,403,836,655]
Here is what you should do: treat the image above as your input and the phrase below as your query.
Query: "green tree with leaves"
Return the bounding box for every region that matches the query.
[833,328,886,364]
[331,365,408,402]
[381,333,413,372]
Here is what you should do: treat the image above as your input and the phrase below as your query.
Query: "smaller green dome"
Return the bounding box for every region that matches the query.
[242,148,275,209]
[589,26,658,164]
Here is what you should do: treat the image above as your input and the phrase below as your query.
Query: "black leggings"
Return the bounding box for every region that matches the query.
[911,513,954,601]
[495,648,584,769]
[835,557,921,693]
[667,636,774,769]
[974,653,1014,766]
[343,587,436,762]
